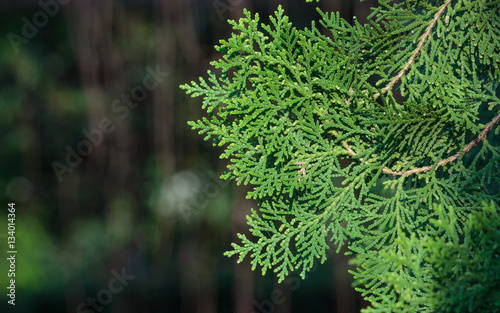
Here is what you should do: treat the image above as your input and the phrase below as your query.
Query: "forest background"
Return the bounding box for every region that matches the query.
[1,0,380,312]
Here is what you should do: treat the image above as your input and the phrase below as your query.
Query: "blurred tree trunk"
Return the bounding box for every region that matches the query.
[57,173,85,313]
[63,1,141,312]
[153,1,177,176]
[60,2,108,312]
[151,1,184,312]
[20,99,40,211]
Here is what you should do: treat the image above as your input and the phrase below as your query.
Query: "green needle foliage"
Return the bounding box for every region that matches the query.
[375,202,500,312]
[181,0,500,310]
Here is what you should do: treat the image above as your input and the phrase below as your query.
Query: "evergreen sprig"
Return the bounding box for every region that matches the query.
[372,202,500,312]
[181,0,500,310]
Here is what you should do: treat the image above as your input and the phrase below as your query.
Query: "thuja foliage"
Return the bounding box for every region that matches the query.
[375,202,500,312]
[181,0,500,311]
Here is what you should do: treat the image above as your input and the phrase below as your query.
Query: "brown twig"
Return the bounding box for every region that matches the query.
[343,112,500,176]
[373,0,452,99]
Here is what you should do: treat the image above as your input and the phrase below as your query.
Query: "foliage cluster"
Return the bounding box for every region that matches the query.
[181,0,500,310]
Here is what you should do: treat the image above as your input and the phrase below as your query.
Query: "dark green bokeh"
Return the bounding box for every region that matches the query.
[0,1,369,312]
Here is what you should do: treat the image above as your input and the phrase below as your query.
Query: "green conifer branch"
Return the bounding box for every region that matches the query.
[340,0,481,177]
[181,0,500,310]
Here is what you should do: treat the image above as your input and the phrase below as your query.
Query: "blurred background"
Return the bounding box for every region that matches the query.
[0,0,377,312]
